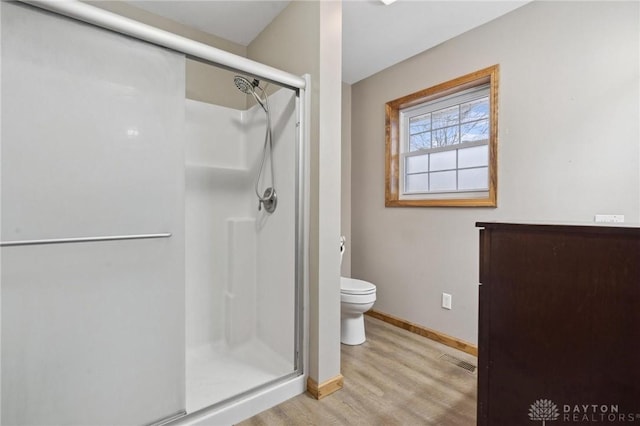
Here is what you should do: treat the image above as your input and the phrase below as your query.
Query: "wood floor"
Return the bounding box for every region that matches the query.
[238,315,477,425]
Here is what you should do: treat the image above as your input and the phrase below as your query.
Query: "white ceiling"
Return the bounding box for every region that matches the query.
[130,0,531,84]
[129,1,291,46]
[342,0,530,83]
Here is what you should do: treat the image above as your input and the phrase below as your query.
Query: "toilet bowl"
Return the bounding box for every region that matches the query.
[340,277,376,345]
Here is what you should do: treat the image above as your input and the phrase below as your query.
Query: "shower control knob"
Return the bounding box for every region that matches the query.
[258,188,277,214]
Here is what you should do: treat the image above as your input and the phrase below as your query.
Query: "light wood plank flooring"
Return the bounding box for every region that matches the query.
[238,315,477,425]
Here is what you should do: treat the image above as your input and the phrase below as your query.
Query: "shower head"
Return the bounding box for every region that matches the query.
[234,75,267,112]
[234,75,259,95]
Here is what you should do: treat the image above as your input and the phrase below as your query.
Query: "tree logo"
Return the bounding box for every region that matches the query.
[529,399,560,425]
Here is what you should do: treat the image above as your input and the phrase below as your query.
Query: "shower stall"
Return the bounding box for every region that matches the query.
[0,1,307,425]
[184,85,301,414]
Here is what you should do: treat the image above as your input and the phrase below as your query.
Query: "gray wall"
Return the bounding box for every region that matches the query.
[341,82,352,277]
[350,1,639,344]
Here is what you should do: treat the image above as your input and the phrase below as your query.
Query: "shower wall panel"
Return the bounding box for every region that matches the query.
[249,89,298,365]
[185,101,247,170]
[1,3,185,425]
[185,90,297,358]
[185,100,253,349]
[185,98,259,412]
[225,218,257,346]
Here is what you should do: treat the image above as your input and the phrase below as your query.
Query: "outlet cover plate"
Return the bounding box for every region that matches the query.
[442,293,452,310]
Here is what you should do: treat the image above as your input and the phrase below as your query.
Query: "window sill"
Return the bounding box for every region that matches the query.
[385,197,497,208]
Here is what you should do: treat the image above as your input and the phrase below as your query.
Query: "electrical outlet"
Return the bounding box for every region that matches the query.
[594,214,625,223]
[442,293,452,310]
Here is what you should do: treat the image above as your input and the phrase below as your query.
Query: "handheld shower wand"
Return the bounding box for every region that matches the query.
[233,75,277,213]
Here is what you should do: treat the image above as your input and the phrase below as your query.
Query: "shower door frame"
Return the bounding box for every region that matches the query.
[11,0,310,423]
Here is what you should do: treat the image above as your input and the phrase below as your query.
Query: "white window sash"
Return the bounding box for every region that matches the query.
[399,84,490,197]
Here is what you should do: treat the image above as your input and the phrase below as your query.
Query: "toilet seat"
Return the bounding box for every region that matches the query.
[340,277,376,295]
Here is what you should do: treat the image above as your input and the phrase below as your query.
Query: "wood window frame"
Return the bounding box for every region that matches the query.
[385,65,499,207]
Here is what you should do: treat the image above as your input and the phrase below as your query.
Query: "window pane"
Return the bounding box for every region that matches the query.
[409,132,431,151]
[429,170,456,191]
[430,150,456,172]
[406,173,428,192]
[461,119,489,143]
[406,154,429,173]
[432,126,459,147]
[460,97,489,123]
[432,105,459,129]
[458,145,488,169]
[458,167,488,190]
[410,114,430,134]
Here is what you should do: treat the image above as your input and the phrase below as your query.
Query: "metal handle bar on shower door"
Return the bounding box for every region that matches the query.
[0,233,172,247]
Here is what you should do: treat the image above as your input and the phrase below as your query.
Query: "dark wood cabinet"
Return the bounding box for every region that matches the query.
[476,222,640,426]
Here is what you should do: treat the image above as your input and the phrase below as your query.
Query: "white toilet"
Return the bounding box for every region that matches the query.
[340,237,377,345]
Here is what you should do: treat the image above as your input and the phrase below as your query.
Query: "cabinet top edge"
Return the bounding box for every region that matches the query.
[475,221,640,235]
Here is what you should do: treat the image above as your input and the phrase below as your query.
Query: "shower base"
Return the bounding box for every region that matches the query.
[186,338,293,413]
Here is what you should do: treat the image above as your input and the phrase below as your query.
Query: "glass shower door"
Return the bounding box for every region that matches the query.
[1,3,186,425]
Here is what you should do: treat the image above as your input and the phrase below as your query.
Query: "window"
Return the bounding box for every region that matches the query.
[385,65,498,207]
